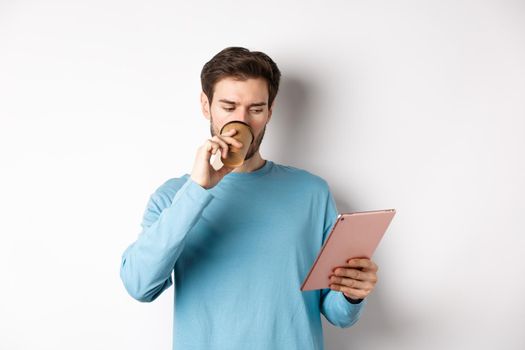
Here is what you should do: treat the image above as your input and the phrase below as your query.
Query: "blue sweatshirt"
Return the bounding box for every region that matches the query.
[120,160,366,349]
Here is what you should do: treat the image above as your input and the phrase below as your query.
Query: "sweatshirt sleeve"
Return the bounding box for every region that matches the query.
[319,185,367,328]
[120,177,213,302]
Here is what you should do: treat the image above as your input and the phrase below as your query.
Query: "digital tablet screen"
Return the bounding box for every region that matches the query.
[300,209,396,291]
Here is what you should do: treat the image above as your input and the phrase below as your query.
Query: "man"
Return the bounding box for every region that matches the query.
[120,47,379,349]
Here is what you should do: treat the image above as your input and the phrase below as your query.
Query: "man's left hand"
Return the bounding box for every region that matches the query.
[329,258,378,300]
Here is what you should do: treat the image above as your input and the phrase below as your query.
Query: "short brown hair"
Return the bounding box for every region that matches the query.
[200,47,281,107]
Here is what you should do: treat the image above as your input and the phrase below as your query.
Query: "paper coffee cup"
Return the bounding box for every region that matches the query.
[219,121,254,167]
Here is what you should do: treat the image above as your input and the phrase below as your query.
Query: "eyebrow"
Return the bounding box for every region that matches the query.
[218,99,267,107]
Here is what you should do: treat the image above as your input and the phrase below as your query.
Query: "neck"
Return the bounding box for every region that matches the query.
[232,152,266,173]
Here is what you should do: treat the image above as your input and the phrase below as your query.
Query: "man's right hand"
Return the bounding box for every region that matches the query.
[190,128,243,189]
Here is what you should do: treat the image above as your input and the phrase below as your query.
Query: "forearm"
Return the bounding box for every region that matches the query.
[120,178,213,302]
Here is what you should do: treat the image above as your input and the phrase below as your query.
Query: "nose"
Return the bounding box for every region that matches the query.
[232,107,250,123]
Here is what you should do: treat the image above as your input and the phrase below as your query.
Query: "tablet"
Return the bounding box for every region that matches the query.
[300,209,396,291]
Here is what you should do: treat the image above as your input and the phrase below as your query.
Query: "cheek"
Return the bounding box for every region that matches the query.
[250,126,265,143]
[253,120,267,133]
[212,107,228,119]
[210,109,230,127]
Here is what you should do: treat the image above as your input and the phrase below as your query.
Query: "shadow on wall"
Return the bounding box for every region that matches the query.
[322,280,425,349]
[275,74,413,349]
[267,73,321,168]
[325,160,399,348]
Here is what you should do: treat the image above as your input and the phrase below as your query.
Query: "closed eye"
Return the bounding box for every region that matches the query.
[222,106,263,113]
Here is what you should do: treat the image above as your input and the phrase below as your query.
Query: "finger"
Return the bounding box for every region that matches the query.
[342,288,369,300]
[220,128,237,136]
[210,136,230,158]
[332,267,377,282]
[329,276,375,290]
[204,139,212,152]
[204,140,214,154]
[206,140,219,153]
[215,134,243,149]
[212,144,220,155]
[346,258,378,271]
[329,284,370,299]
[204,141,222,162]
[220,136,243,148]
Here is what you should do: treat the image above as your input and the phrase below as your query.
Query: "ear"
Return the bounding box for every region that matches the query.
[200,91,211,120]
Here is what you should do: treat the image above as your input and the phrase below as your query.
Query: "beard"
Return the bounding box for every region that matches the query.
[210,114,266,161]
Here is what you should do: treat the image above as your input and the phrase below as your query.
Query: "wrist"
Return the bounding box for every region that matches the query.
[343,294,364,304]
[190,176,208,189]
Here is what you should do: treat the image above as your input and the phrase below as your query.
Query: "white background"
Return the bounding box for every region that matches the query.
[1,0,524,349]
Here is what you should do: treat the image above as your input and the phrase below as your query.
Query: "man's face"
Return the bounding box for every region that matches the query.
[200,77,273,161]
